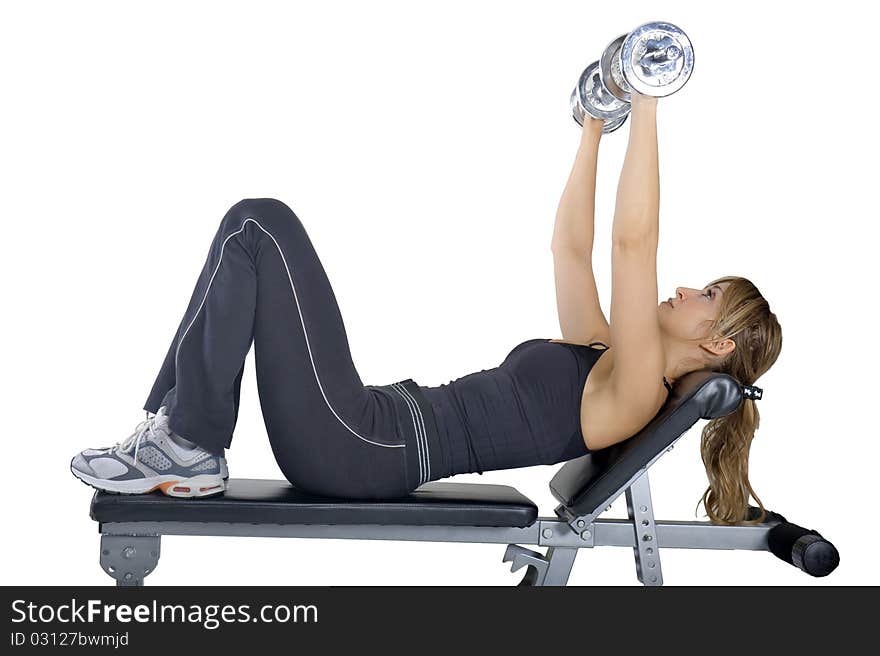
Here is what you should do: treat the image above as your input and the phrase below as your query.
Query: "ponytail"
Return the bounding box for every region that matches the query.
[696,394,767,525]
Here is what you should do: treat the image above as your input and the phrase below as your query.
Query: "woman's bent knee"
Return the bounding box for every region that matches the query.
[231,197,294,218]
[221,198,298,234]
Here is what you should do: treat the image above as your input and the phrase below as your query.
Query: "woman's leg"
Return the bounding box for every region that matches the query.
[144,198,439,498]
[144,200,259,452]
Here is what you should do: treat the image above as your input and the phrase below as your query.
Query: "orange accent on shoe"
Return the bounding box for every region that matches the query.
[199,485,222,492]
[156,481,181,494]
[173,486,191,493]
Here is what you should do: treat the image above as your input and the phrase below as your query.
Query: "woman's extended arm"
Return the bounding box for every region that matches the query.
[552,118,603,252]
[606,94,666,430]
[611,95,660,244]
[550,118,611,343]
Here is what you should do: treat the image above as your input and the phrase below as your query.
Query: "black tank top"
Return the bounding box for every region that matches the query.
[420,338,670,477]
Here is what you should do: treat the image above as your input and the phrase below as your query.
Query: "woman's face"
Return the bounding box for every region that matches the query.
[658,281,731,343]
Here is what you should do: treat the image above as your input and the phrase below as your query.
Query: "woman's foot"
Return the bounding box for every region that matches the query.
[70,407,228,498]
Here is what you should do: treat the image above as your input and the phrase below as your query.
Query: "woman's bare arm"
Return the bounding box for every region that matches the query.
[611,95,660,244]
[552,118,603,252]
[606,94,666,425]
[550,118,611,343]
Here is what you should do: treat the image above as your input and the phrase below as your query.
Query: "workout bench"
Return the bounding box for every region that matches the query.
[89,370,840,586]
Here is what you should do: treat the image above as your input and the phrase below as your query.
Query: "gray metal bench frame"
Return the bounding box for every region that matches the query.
[91,370,834,586]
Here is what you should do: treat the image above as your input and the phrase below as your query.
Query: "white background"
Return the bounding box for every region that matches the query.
[1,0,876,586]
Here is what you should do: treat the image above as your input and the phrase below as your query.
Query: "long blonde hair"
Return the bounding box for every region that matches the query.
[685,276,782,525]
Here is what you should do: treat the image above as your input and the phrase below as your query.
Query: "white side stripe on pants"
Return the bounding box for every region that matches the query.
[390,385,424,484]
[391,382,430,485]
[174,217,406,449]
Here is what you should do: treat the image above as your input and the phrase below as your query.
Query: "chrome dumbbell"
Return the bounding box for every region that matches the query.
[571,21,694,133]
[601,22,694,101]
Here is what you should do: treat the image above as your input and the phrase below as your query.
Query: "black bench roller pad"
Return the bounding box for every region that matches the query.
[91,478,539,528]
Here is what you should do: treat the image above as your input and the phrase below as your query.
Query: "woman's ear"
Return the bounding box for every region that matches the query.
[702,337,736,358]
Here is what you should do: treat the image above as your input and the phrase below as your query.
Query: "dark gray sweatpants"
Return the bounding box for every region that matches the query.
[144,198,447,499]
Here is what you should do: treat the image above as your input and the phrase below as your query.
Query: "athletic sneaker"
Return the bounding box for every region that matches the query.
[70,406,229,498]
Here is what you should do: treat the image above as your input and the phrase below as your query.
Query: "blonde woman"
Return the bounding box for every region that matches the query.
[70,92,780,526]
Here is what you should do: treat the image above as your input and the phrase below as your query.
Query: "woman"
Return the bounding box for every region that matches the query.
[70,93,781,526]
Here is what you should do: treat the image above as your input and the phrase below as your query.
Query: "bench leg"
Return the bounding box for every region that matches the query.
[625,471,663,586]
[100,534,161,586]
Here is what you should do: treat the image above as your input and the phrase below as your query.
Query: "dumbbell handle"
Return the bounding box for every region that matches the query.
[642,45,682,64]
[767,521,840,577]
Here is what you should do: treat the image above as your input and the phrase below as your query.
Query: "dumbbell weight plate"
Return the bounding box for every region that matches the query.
[577,60,630,120]
[620,21,694,97]
[600,33,632,102]
[577,60,629,121]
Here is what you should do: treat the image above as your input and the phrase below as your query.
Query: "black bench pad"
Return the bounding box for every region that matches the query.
[91,478,539,528]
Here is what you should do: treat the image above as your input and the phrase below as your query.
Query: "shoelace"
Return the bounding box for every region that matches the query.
[112,411,166,467]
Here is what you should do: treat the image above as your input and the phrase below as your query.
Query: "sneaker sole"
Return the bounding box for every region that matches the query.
[70,464,226,498]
